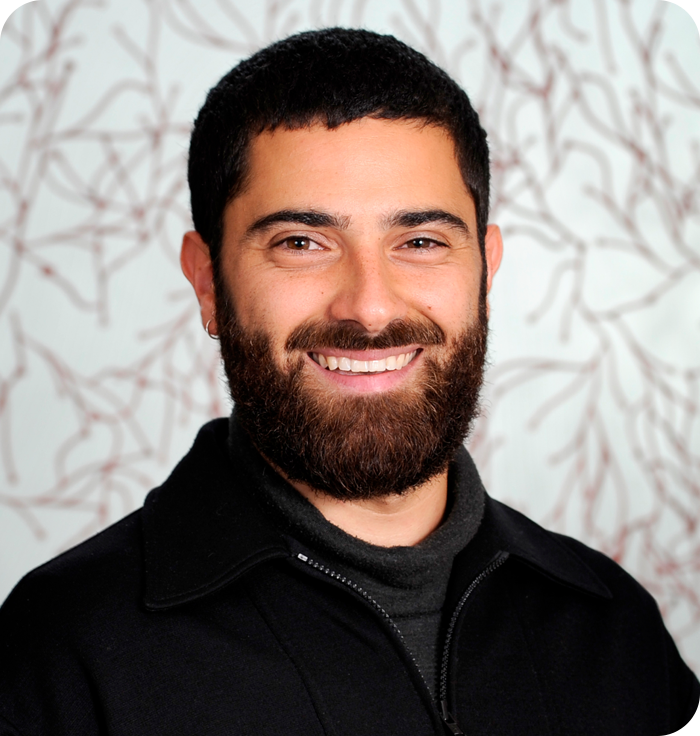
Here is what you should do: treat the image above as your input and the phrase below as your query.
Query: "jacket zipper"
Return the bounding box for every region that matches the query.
[295,550,509,735]
[438,551,510,735]
[295,553,432,694]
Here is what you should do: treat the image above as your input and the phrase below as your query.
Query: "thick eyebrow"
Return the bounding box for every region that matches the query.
[244,209,350,238]
[382,209,471,237]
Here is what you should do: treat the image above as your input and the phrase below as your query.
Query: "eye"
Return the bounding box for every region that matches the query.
[401,237,447,250]
[276,236,324,251]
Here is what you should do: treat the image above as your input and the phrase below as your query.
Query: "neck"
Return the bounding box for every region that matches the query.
[287,472,449,547]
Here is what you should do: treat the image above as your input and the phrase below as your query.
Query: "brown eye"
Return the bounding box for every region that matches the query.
[278,237,323,251]
[404,238,444,249]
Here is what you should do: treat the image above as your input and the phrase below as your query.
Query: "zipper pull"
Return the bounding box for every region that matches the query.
[441,699,465,735]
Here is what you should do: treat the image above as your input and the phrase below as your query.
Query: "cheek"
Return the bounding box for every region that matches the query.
[230,269,330,339]
[410,271,482,328]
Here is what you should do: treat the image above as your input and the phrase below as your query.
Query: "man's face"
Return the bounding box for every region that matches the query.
[210,118,501,498]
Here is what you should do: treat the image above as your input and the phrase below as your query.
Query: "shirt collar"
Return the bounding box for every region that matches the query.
[142,418,610,610]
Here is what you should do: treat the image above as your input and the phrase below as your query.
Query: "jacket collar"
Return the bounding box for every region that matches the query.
[142,418,610,610]
[445,491,612,609]
[142,418,288,610]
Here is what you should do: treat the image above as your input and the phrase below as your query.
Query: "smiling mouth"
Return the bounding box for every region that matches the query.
[310,350,419,374]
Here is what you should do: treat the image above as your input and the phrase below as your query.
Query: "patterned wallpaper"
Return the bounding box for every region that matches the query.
[1,0,699,670]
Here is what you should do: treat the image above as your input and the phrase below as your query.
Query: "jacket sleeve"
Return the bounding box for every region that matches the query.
[663,625,700,733]
[674,673,700,736]
[0,572,101,736]
[0,715,24,736]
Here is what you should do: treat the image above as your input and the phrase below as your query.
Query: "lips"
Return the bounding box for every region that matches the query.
[310,350,419,374]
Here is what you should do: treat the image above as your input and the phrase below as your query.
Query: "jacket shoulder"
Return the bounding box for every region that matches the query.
[550,531,653,598]
[488,497,659,604]
[0,509,143,627]
[0,510,149,732]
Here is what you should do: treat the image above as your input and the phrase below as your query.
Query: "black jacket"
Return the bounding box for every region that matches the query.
[0,419,698,735]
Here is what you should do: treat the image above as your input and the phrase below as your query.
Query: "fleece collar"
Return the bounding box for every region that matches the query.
[142,419,610,610]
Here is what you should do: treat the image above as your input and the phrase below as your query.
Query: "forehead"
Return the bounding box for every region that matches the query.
[230,118,474,222]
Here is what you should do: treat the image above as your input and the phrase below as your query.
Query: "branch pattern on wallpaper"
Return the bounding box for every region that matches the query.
[0,0,698,665]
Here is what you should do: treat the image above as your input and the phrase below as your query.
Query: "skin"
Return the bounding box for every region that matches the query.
[181,118,503,546]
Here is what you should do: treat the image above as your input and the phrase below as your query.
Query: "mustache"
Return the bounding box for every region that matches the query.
[285,318,445,352]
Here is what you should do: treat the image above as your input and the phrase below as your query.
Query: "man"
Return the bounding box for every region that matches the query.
[0,27,697,736]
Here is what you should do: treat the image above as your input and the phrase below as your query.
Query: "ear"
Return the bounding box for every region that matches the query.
[181,230,217,334]
[484,224,503,293]
[483,224,503,317]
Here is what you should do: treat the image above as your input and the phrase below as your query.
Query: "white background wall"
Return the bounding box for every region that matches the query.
[1,0,699,673]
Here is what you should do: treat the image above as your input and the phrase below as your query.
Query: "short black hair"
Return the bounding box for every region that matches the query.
[188,27,490,265]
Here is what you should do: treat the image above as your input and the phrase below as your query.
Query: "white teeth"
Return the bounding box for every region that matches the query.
[314,350,418,373]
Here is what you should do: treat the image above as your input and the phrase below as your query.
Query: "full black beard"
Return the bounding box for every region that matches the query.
[217,295,488,501]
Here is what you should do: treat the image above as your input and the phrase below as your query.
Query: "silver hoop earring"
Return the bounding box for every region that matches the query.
[205,318,219,340]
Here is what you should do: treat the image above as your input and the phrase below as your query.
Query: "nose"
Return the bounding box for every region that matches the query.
[327,245,407,333]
